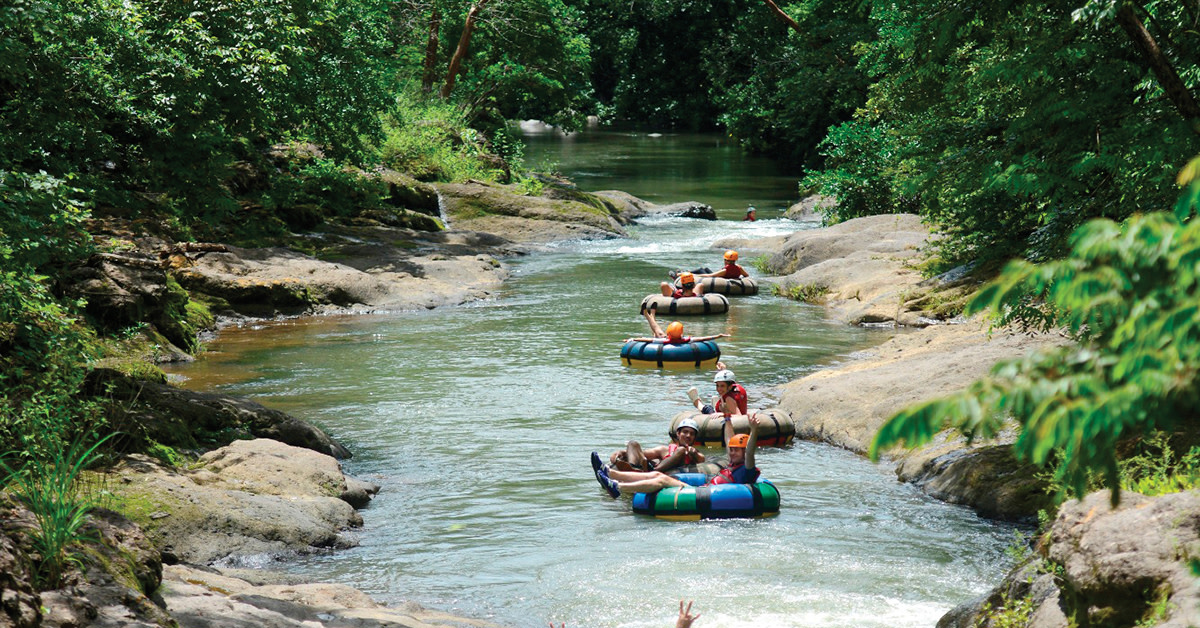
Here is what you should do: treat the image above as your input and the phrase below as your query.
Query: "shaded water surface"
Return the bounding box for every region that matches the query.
[168,130,1014,627]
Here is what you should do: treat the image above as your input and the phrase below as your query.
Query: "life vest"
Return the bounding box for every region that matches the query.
[666,443,699,464]
[671,288,697,299]
[719,384,748,417]
[723,263,748,279]
[710,463,760,485]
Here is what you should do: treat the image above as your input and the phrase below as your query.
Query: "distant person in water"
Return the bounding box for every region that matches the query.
[696,250,750,281]
[660,271,704,298]
[592,415,762,497]
[609,417,705,472]
[625,306,729,344]
[743,205,757,221]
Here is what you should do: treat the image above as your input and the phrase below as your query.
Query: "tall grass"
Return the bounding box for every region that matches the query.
[2,433,113,589]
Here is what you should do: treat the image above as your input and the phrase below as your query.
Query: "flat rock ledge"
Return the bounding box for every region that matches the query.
[159,564,504,628]
[777,320,1066,521]
[940,490,1200,628]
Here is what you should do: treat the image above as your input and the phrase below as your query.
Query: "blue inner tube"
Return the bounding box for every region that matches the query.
[632,473,780,520]
[620,339,721,368]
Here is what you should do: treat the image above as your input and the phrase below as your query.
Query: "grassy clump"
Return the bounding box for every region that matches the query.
[774,282,830,304]
[2,434,113,589]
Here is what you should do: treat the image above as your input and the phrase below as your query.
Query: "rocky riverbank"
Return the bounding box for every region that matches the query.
[13,192,1166,627]
[731,210,1199,627]
[5,178,665,628]
[718,212,1065,522]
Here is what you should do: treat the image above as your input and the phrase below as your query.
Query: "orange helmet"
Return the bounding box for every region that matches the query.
[678,272,695,285]
[728,433,750,448]
[724,250,738,262]
[666,321,684,341]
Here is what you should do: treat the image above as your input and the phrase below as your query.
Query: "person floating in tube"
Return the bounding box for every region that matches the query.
[743,205,757,221]
[592,415,762,497]
[695,250,750,281]
[623,305,729,345]
[686,368,747,418]
[660,270,704,298]
[608,417,706,473]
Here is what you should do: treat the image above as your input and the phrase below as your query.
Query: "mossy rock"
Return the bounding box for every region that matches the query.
[436,181,624,232]
[375,169,439,215]
[347,208,443,232]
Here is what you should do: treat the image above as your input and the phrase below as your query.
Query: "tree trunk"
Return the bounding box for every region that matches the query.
[759,0,802,34]
[1115,3,1200,126]
[421,7,442,94]
[439,0,491,100]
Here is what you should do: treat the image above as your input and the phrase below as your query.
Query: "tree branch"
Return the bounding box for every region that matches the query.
[1115,3,1200,127]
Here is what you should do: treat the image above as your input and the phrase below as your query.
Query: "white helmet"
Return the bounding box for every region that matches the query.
[713,369,735,383]
[676,418,700,433]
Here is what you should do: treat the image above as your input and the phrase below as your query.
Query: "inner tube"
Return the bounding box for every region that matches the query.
[632,473,780,520]
[621,339,721,369]
[698,276,758,296]
[664,461,727,476]
[640,293,729,316]
[669,409,795,447]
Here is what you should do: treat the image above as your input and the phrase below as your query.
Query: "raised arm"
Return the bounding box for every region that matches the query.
[643,308,667,338]
[745,414,760,470]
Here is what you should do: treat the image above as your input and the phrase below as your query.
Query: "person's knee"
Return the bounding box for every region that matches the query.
[659,282,672,296]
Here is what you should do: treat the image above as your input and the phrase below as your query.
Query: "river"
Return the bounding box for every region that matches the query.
[166,128,1015,627]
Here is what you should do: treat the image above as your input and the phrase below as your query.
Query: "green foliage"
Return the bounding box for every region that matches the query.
[2,0,398,220]
[0,171,93,270]
[144,441,184,468]
[517,176,546,197]
[978,589,1035,628]
[805,0,1200,270]
[1134,585,1174,628]
[800,121,917,223]
[750,255,772,274]
[871,208,1200,501]
[1,434,113,589]
[380,91,506,182]
[1120,435,1200,497]
[774,282,830,304]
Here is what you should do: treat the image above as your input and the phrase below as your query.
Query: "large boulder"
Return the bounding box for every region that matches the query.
[106,441,366,565]
[0,504,41,628]
[654,201,716,220]
[374,169,440,216]
[752,214,933,325]
[89,368,352,459]
[942,490,1200,628]
[62,252,202,352]
[784,194,835,222]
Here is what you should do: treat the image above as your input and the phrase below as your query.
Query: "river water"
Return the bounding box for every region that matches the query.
[167,129,1015,627]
